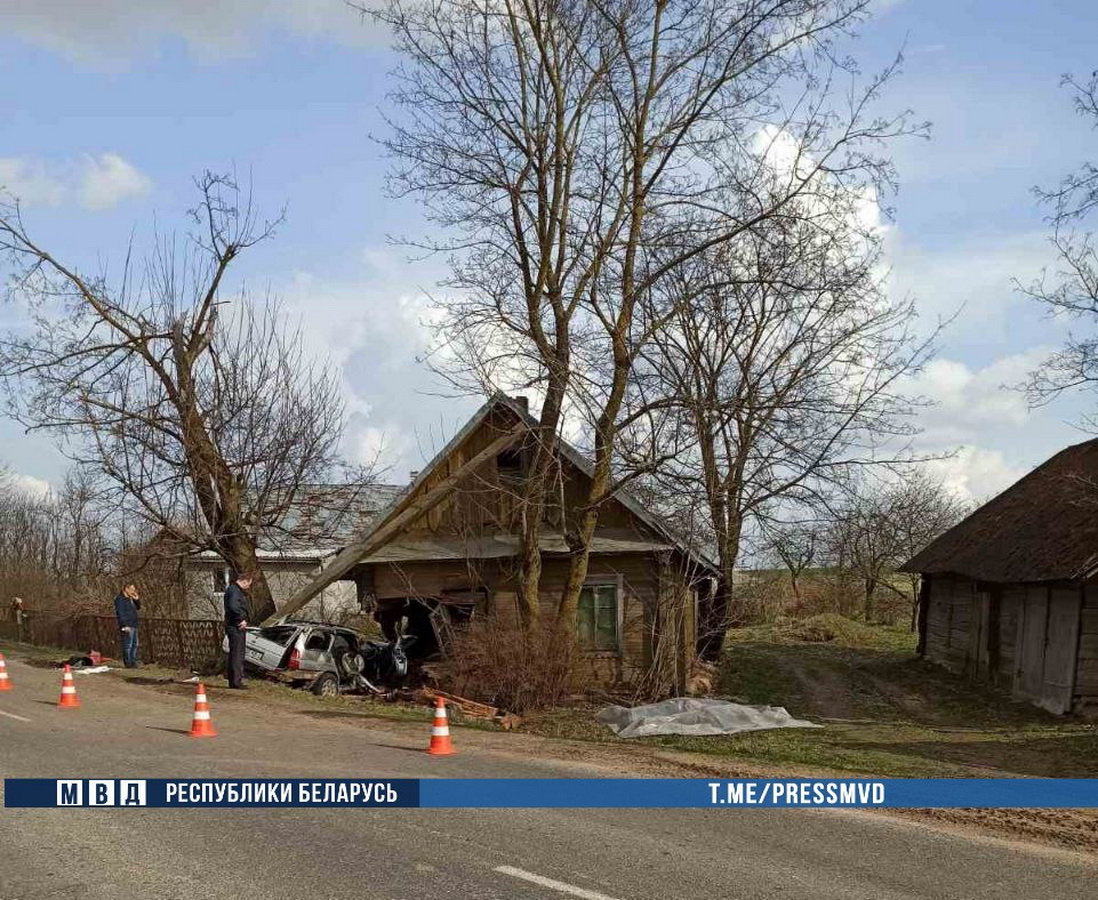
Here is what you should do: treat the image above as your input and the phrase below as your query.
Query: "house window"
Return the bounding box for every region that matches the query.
[497,449,524,481]
[212,567,229,594]
[578,583,619,652]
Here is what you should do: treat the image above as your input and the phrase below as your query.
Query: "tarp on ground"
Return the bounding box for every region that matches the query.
[596,698,819,738]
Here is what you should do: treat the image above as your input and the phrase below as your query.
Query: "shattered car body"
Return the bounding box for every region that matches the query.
[224,620,411,697]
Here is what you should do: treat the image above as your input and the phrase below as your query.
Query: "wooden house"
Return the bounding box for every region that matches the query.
[904,439,1098,715]
[275,395,718,689]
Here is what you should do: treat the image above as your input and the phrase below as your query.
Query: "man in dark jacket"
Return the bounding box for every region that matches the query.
[223,572,254,689]
[113,584,141,668]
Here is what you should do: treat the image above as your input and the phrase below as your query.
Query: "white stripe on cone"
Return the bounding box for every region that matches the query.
[193,710,211,720]
[196,693,207,703]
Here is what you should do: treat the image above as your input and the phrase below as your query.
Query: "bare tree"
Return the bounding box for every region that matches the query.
[1024,71,1098,425]
[0,174,356,620]
[635,204,934,659]
[765,520,821,605]
[831,470,968,628]
[373,0,919,645]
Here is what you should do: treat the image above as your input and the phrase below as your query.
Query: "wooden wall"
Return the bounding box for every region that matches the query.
[362,551,695,686]
[1076,582,1098,712]
[923,575,972,675]
[922,574,1095,714]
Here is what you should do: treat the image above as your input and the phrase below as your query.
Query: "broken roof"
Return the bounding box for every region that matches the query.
[903,437,1098,583]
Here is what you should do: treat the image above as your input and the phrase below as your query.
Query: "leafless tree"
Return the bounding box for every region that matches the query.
[765,520,821,604]
[1024,71,1098,426]
[0,173,358,620]
[372,0,920,644]
[831,470,968,628]
[634,204,935,658]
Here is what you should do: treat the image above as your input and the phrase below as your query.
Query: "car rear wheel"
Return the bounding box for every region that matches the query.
[311,673,340,698]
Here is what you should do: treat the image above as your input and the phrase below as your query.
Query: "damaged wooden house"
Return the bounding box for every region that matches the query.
[272,395,718,689]
[904,438,1098,715]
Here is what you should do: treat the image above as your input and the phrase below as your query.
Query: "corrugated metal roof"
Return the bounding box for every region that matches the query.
[194,483,407,563]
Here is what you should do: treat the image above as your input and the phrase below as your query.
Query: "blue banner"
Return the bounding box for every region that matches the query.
[6,778,1098,809]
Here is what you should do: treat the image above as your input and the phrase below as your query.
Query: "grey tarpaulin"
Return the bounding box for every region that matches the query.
[596,698,819,738]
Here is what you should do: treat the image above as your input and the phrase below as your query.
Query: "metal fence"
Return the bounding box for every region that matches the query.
[1,614,223,670]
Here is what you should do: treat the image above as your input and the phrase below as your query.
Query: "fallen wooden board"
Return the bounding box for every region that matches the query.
[416,687,499,719]
[265,422,527,623]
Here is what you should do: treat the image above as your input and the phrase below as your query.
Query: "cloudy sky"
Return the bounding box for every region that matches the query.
[0,0,1096,502]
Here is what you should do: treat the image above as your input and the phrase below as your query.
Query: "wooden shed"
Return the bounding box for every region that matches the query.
[904,439,1098,715]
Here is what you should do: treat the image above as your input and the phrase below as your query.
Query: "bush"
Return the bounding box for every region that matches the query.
[441,616,587,714]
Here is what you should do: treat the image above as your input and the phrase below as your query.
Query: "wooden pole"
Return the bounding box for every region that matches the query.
[264,423,527,623]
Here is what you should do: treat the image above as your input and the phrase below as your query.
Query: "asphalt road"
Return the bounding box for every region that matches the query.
[0,656,1094,900]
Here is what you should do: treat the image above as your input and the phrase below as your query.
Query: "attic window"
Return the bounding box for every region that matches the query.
[497,449,524,480]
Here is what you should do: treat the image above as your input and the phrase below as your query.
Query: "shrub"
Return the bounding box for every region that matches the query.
[441,616,586,714]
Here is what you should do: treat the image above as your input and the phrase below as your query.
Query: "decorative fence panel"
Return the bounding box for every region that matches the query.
[12,614,223,670]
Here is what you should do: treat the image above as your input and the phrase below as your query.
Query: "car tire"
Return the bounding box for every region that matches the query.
[311,673,340,698]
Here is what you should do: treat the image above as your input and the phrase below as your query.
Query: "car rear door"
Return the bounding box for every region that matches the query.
[246,625,301,671]
[297,629,336,672]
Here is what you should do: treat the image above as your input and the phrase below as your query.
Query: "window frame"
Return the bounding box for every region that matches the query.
[576,576,623,655]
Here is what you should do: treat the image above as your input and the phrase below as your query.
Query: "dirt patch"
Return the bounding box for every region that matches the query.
[794,663,859,720]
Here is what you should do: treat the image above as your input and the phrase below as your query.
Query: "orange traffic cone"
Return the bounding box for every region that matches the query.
[57,664,80,708]
[0,652,11,691]
[426,697,456,756]
[188,682,217,737]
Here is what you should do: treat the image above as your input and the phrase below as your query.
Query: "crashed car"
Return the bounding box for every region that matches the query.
[223,620,410,697]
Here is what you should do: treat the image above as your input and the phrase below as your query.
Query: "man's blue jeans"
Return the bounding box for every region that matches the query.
[120,627,139,668]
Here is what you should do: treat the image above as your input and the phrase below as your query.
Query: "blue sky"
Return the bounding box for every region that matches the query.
[1,0,1096,501]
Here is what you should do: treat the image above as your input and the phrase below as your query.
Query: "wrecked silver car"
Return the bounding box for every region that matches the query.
[224,619,410,697]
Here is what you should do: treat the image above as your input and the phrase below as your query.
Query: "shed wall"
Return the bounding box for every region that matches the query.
[922,574,1092,715]
[1076,581,1098,711]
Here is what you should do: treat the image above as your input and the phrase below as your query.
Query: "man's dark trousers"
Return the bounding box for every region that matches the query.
[226,626,246,688]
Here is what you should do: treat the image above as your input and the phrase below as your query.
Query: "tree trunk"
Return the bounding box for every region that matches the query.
[220,535,275,621]
[863,578,875,624]
[516,382,566,630]
[697,520,742,663]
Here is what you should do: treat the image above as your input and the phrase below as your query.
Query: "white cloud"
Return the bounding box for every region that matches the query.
[908,351,1044,447]
[0,153,151,211]
[0,158,65,206]
[0,0,386,66]
[924,446,1028,504]
[5,472,52,499]
[78,153,152,211]
[278,247,481,479]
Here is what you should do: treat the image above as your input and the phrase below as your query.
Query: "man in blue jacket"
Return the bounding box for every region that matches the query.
[113,584,141,668]
[223,572,254,689]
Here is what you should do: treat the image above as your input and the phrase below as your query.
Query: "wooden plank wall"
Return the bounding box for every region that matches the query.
[923,575,972,674]
[1075,581,1098,708]
[369,553,667,684]
[925,576,1097,714]
[999,587,1023,684]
